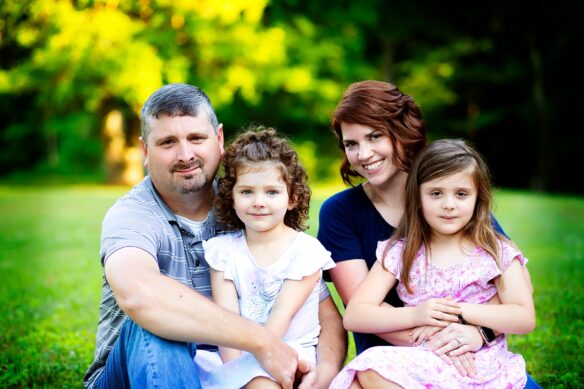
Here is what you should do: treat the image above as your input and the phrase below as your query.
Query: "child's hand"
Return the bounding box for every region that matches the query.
[414,298,462,326]
[409,325,441,346]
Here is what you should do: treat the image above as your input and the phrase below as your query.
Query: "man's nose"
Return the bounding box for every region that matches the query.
[177,141,195,162]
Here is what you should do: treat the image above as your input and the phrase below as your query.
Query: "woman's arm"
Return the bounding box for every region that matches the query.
[265,271,321,338]
[329,259,413,345]
[460,259,536,334]
[210,269,242,362]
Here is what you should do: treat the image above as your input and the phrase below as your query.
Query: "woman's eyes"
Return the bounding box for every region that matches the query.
[343,141,356,149]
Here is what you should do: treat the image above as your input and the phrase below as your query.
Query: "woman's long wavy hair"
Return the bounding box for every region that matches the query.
[332,80,427,186]
[383,139,507,294]
[215,126,311,232]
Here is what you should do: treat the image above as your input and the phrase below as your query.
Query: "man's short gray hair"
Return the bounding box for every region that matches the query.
[141,83,220,143]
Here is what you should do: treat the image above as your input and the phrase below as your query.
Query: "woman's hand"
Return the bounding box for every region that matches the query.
[427,322,483,356]
[413,298,462,327]
[438,352,477,378]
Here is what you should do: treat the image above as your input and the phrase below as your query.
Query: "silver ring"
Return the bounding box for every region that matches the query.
[454,337,463,348]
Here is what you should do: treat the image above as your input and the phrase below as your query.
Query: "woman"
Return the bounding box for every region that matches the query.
[317,80,540,387]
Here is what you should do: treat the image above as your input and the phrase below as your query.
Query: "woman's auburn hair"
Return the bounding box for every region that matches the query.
[332,80,427,186]
[215,126,311,232]
[383,139,510,294]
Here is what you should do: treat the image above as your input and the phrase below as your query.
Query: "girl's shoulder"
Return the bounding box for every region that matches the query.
[375,239,410,275]
[203,230,245,269]
[375,238,407,257]
[497,238,528,269]
[284,232,335,280]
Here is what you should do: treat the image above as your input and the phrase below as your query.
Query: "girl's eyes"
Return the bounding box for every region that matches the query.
[429,191,441,197]
[456,191,469,197]
[238,189,280,195]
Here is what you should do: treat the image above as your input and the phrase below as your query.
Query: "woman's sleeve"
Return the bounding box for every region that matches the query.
[317,196,365,262]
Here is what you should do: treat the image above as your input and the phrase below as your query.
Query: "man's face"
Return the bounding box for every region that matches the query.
[140,113,224,196]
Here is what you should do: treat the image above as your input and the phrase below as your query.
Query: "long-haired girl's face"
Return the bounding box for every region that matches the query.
[419,168,478,240]
[232,162,293,234]
[340,122,404,187]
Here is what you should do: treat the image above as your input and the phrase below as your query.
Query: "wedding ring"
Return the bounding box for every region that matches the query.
[454,337,463,348]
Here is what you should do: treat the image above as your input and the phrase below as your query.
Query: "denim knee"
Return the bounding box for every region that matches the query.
[96,319,201,388]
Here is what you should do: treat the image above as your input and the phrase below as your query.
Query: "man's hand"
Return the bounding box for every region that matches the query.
[254,334,298,389]
[295,359,315,389]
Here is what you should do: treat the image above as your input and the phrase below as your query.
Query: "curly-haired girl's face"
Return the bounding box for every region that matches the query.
[232,163,294,236]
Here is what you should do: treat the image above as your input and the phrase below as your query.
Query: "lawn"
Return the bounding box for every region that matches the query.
[0,184,582,388]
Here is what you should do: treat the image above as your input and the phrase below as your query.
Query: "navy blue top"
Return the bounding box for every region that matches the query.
[317,184,505,355]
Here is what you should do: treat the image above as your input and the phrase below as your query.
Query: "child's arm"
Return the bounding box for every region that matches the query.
[265,271,321,338]
[460,259,536,334]
[210,268,243,362]
[344,261,462,333]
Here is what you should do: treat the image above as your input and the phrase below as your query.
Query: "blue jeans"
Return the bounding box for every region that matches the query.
[93,319,201,388]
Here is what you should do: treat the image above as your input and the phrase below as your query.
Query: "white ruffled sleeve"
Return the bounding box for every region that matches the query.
[202,232,243,280]
[284,233,336,281]
[376,239,404,278]
[202,236,228,272]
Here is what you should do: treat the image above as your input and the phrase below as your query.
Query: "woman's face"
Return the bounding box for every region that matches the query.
[340,122,404,187]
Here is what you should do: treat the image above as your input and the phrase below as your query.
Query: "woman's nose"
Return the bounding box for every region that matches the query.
[358,144,373,160]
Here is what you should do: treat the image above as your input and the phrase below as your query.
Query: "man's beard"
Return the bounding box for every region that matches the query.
[170,161,207,194]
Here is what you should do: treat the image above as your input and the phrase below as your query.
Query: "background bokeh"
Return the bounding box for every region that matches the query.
[1,0,582,193]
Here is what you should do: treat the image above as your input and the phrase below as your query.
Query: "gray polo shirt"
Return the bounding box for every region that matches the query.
[84,176,221,388]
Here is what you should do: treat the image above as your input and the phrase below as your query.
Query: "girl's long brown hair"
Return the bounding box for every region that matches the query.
[384,139,507,294]
[331,80,427,186]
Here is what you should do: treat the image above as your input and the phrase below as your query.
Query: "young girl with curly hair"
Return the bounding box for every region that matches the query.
[195,126,335,388]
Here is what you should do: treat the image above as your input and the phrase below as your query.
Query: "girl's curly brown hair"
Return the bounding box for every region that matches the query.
[215,126,311,232]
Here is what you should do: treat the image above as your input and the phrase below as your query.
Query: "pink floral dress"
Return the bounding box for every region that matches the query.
[329,239,528,389]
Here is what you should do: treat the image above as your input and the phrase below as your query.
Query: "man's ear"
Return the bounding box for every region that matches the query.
[139,136,148,168]
[217,123,225,156]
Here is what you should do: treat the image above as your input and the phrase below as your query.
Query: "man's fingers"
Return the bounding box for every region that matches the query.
[297,358,312,374]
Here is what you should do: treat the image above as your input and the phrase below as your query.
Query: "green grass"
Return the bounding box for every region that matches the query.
[0,184,582,387]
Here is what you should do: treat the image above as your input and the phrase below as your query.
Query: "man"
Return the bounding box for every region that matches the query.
[84,83,346,388]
